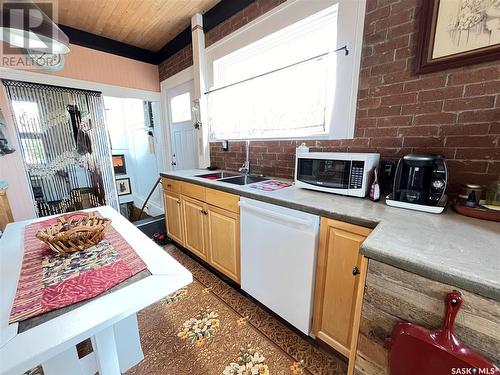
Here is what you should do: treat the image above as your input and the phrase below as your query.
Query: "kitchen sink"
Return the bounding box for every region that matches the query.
[195,171,241,180]
[219,175,269,185]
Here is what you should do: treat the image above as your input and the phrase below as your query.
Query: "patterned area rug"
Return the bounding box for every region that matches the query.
[25,244,347,375]
[125,245,347,375]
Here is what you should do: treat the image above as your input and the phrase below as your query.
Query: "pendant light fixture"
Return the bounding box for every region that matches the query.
[0,1,69,54]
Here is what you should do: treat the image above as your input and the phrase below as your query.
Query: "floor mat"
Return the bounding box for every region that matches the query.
[126,245,347,375]
[24,244,347,375]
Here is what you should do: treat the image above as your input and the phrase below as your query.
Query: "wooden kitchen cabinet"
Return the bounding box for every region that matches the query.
[163,191,184,245]
[182,195,209,260]
[207,205,240,283]
[312,217,371,371]
[162,178,241,283]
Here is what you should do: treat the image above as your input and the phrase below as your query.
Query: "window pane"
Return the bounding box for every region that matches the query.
[208,5,338,140]
[208,56,329,140]
[170,92,191,123]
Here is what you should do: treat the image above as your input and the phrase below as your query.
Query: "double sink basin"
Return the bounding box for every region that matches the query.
[195,171,269,185]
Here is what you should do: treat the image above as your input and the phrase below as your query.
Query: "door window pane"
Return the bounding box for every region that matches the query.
[170,92,191,123]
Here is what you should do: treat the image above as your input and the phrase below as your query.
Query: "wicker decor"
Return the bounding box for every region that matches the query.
[36,212,111,254]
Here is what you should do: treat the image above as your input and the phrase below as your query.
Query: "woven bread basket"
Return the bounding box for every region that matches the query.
[36,212,111,254]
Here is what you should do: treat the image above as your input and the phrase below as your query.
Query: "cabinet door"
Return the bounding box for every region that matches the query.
[181,195,208,260]
[207,205,240,283]
[164,191,184,245]
[312,218,371,359]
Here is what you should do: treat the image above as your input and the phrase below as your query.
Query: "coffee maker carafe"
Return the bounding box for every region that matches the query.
[393,154,447,206]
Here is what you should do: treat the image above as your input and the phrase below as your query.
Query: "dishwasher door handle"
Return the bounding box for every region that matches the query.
[239,200,315,231]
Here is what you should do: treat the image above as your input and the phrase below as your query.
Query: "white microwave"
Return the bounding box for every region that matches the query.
[294,152,380,197]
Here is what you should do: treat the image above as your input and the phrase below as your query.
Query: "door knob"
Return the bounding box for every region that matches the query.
[352,267,360,276]
[176,200,180,205]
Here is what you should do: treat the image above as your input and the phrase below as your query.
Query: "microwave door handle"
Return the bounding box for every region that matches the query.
[238,201,313,232]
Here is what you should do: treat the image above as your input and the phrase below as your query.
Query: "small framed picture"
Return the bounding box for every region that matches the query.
[116,177,132,196]
[416,0,500,73]
[112,154,126,174]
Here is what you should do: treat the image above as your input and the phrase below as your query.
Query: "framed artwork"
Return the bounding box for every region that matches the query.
[112,154,126,174]
[116,177,132,196]
[416,0,500,74]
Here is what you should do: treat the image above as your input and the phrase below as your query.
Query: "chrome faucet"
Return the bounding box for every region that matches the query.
[239,140,250,175]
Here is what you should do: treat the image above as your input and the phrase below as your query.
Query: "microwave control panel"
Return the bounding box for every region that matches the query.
[349,161,365,189]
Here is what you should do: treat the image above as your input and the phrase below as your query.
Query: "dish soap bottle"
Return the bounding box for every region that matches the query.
[296,142,309,154]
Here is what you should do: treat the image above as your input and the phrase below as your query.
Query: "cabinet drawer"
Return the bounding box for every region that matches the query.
[181,182,206,201]
[206,188,240,213]
[162,178,182,193]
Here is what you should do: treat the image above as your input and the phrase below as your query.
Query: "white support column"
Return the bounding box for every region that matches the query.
[91,326,121,375]
[191,13,210,168]
[113,313,144,372]
[42,346,83,375]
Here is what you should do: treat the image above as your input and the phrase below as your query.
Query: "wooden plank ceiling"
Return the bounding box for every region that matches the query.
[57,0,220,52]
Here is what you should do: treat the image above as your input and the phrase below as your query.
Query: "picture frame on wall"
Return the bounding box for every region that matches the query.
[416,0,500,74]
[116,177,132,196]
[112,154,126,175]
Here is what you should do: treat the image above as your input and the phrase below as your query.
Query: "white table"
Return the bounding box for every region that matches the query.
[0,206,192,375]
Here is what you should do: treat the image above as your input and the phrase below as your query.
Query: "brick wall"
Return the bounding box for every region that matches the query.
[161,0,500,194]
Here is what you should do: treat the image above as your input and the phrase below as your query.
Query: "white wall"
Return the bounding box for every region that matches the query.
[105,97,163,217]
[0,86,36,221]
[0,68,162,221]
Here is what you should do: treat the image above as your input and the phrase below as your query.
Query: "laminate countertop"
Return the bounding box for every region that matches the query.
[161,169,500,302]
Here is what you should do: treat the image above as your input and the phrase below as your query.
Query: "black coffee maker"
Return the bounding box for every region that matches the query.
[393,154,447,206]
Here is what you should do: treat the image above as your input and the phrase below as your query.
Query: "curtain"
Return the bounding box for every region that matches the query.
[3,80,118,217]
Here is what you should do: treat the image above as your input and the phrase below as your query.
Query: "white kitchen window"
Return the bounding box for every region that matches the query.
[205,0,366,141]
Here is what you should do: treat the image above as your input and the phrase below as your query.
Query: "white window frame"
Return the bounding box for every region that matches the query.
[205,0,366,141]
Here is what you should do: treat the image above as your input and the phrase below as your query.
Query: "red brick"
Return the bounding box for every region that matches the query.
[455,148,500,160]
[374,35,410,54]
[458,109,500,123]
[358,97,382,109]
[440,123,491,136]
[394,47,413,60]
[398,126,439,136]
[376,116,413,127]
[357,118,378,129]
[401,101,443,115]
[370,137,403,147]
[414,113,457,125]
[443,96,495,111]
[364,127,398,137]
[367,105,402,117]
[389,21,417,38]
[447,160,489,173]
[403,76,446,92]
[464,81,500,97]
[371,60,407,76]
[418,86,464,102]
[448,66,500,85]
[369,83,404,96]
[381,93,417,105]
[445,135,498,148]
[404,137,444,148]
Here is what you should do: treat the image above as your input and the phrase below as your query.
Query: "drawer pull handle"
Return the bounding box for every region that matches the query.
[352,267,360,276]
[176,200,181,205]
[200,209,208,215]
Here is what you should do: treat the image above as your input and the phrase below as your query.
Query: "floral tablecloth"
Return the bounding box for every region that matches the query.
[9,211,147,323]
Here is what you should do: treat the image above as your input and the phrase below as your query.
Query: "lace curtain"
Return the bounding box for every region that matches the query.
[3,80,118,217]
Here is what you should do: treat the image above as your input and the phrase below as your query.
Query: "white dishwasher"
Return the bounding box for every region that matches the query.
[239,197,320,335]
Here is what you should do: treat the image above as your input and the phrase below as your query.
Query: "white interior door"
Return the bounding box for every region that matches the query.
[166,80,198,170]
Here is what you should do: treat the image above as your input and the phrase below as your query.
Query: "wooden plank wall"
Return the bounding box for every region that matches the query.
[354,260,500,374]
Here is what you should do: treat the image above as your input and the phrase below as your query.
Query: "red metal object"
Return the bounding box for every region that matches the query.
[387,291,499,375]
